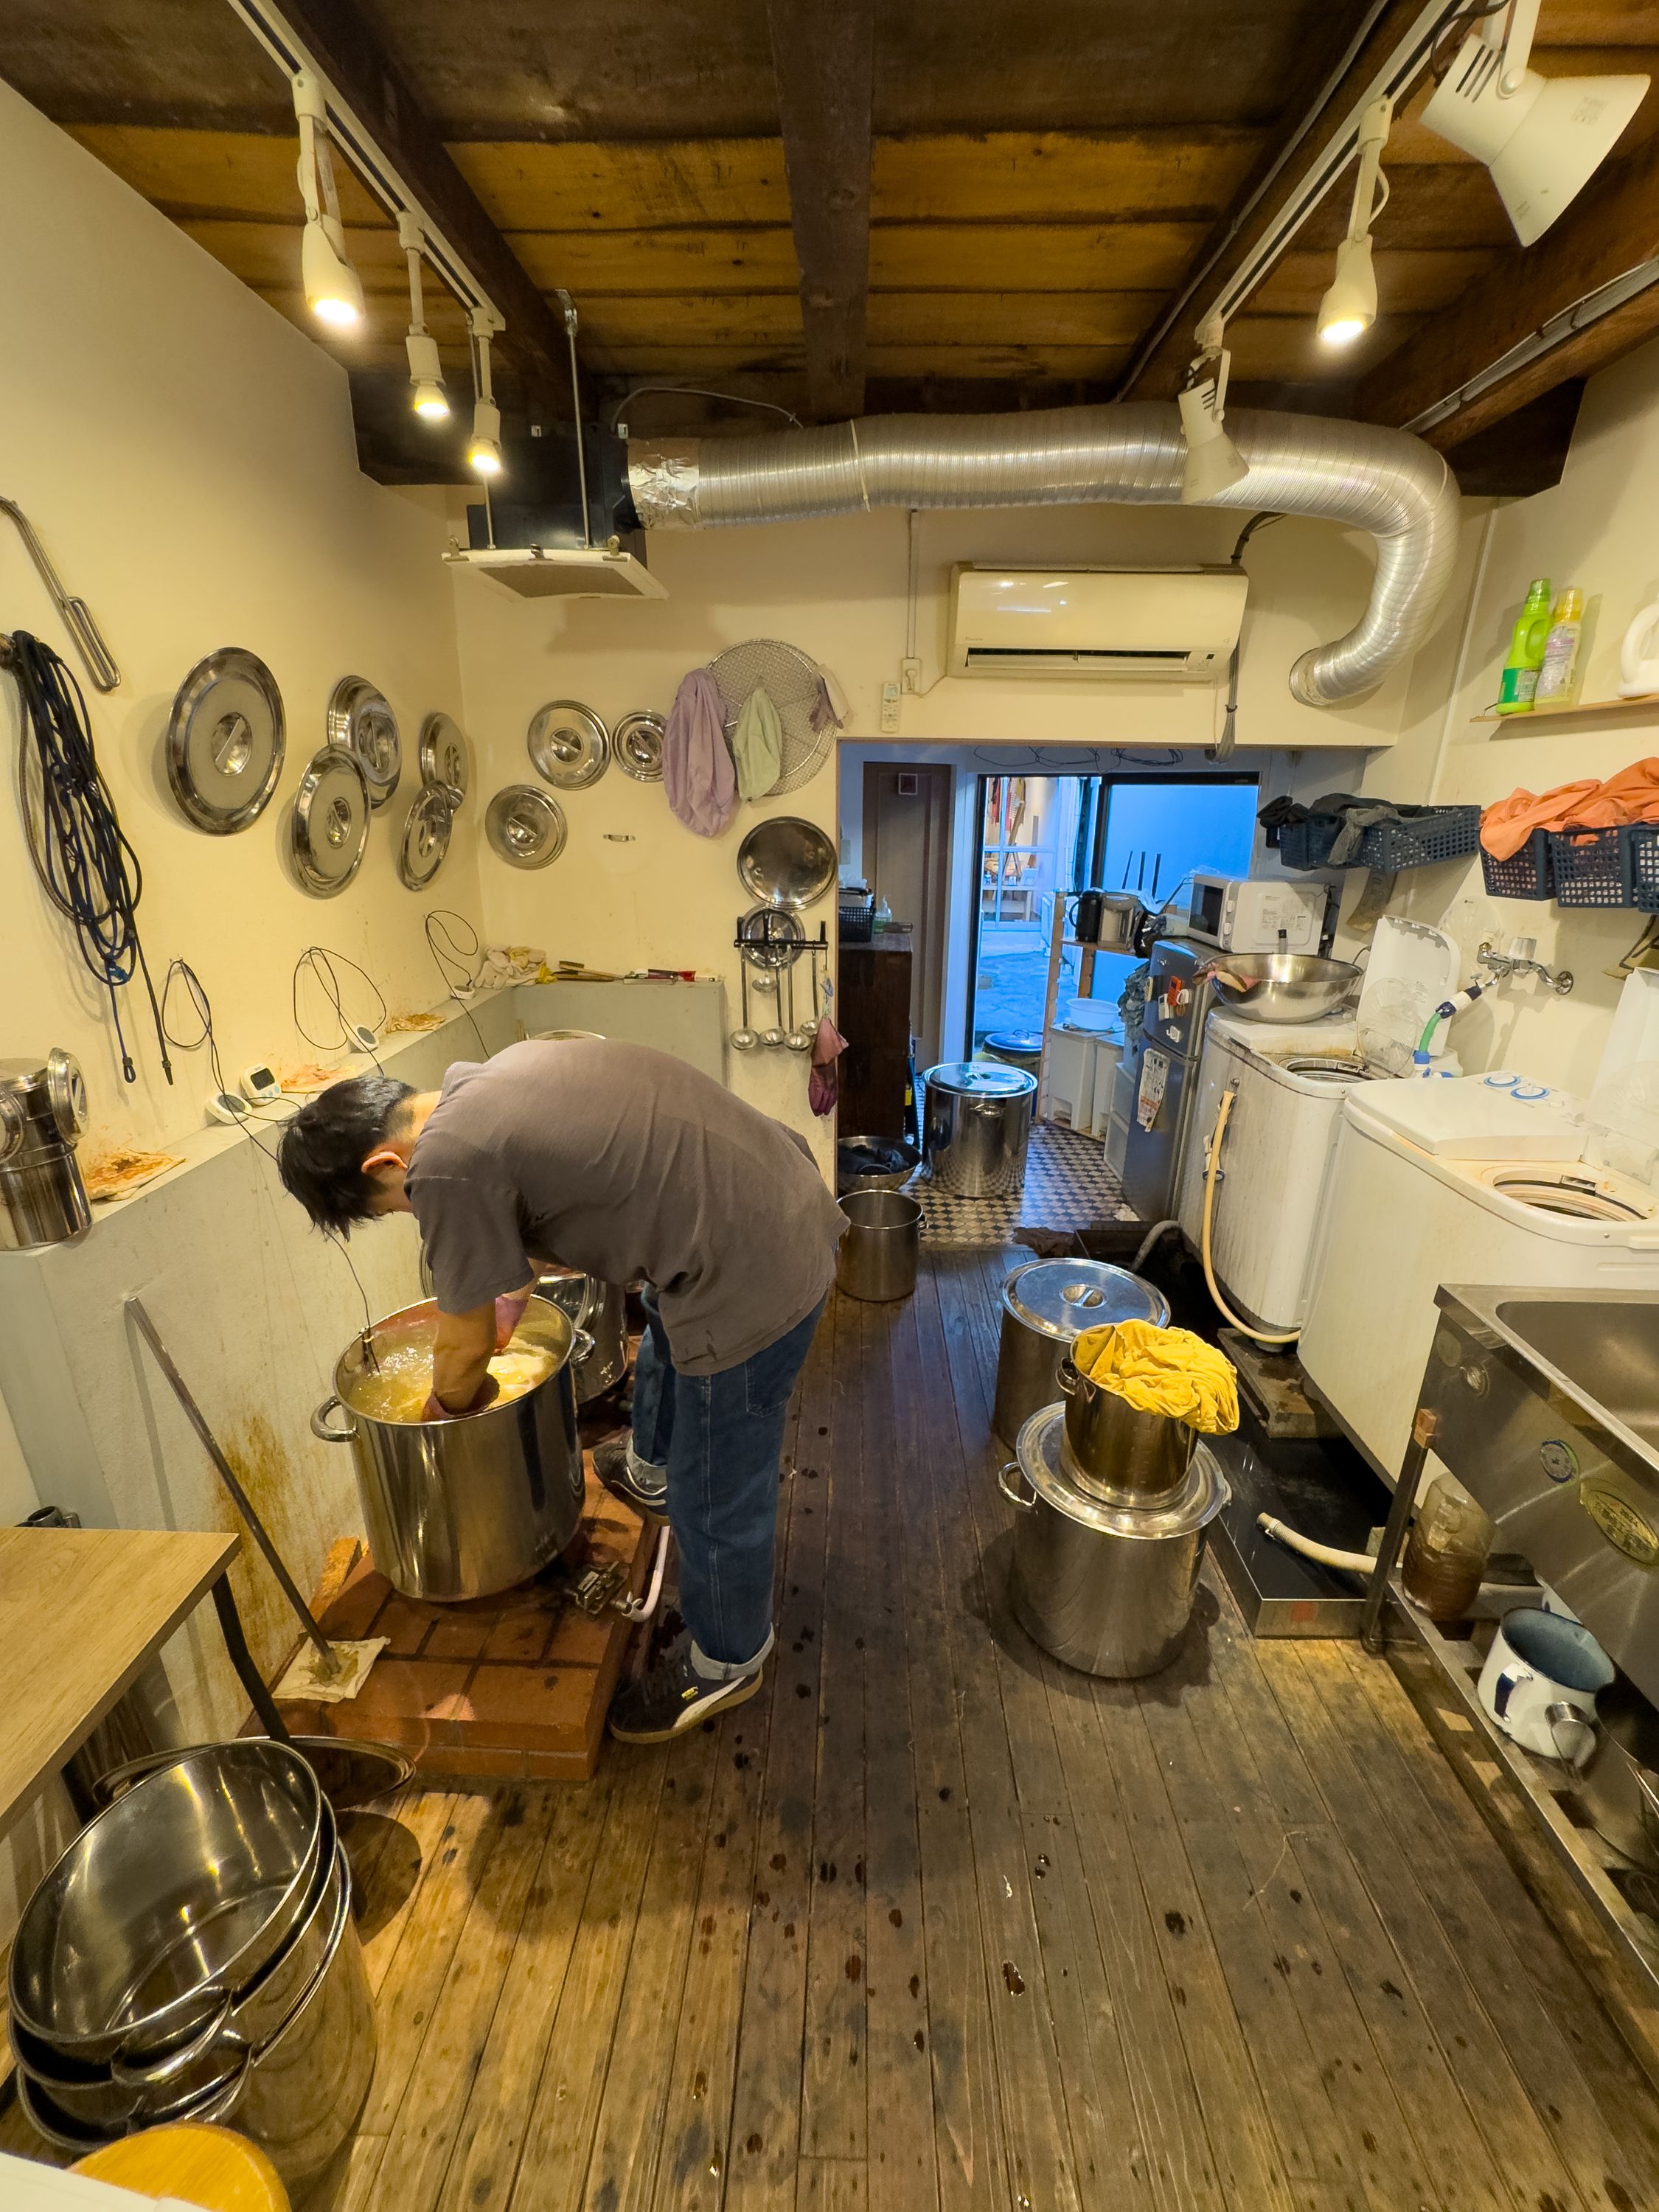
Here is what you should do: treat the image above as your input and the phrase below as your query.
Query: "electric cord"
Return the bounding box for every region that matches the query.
[10,630,170,1085]
[293,945,387,1070]
[424,909,491,1057]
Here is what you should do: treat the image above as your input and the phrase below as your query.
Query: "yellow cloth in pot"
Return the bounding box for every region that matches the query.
[1071,1320,1239,1435]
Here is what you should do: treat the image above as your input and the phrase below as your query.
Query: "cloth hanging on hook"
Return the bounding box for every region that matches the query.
[664,667,737,837]
[808,1012,847,1118]
[732,683,784,800]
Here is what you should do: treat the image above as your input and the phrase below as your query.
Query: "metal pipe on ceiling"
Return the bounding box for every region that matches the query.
[627,403,1460,707]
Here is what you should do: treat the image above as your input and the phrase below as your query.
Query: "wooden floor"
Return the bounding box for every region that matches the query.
[12,1244,1659,2211]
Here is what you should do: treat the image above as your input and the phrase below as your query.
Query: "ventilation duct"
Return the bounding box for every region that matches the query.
[626,404,1460,707]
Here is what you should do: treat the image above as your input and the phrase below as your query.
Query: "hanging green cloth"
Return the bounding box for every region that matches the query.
[732,684,784,801]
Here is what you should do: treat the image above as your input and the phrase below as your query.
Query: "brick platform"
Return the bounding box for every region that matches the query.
[274,1461,654,1781]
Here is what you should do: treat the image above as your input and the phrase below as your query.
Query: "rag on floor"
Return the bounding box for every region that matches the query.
[732,683,784,799]
[1070,1320,1239,1435]
[1481,757,1659,860]
[664,667,738,838]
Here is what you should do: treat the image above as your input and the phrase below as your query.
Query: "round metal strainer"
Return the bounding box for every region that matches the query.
[709,639,835,796]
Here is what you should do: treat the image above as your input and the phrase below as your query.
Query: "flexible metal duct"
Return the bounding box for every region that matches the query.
[627,404,1460,707]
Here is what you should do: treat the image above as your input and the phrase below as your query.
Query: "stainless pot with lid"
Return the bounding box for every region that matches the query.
[311,1294,588,1601]
[992,1259,1169,1448]
[922,1060,1037,1197]
[0,1047,91,1251]
[1000,1406,1228,1678]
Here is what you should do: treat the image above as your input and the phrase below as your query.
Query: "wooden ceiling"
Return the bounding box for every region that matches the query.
[10,0,1659,485]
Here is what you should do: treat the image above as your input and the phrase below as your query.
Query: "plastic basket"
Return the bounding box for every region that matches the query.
[1628,824,1659,911]
[839,894,874,944]
[1276,816,1341,870]
[1548,825,1630,907]
[1480,827,1554,901]
[1352,807,1481,872]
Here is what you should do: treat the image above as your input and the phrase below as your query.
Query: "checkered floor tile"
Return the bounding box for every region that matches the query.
[913,1122,1135,1248]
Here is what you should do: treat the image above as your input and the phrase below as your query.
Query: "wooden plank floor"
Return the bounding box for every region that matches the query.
[8,1243,1659,2212]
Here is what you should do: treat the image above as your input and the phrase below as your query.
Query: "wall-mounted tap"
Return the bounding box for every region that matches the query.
[1477,937,1574,995]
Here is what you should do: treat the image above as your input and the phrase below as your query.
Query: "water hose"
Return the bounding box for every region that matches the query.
[1256,1513,1375,1576]
[1413,981,1484,1068]
[1200,1088,1301,1344]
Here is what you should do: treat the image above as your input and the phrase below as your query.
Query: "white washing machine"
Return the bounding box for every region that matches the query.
[1299,1079,1659,1484]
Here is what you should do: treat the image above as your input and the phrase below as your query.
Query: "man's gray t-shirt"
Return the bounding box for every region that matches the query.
[407,1038,844,1375]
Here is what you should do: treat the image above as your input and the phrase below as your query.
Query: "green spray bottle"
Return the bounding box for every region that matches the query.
[1495,578,1552,714]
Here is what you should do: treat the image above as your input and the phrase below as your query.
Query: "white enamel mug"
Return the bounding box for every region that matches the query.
[1478,1607,1613,1761]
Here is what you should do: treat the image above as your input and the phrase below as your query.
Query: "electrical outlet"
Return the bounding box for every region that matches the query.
[880,681,900,734]
[900,656,922,693]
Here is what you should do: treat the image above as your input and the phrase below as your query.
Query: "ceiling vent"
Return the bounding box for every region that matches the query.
[948,566,1247,682]
[443,544,667,599]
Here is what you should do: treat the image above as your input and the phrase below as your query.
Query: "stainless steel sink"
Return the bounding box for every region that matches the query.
[1495,1297,1659,1454]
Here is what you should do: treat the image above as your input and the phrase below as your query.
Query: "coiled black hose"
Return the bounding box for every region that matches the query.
[10,630,170,1082]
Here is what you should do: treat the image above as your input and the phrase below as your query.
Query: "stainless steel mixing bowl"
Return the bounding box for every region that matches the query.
[1203,952,1360,1023]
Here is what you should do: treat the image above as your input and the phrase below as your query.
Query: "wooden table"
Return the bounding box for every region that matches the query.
[0,1523,241,1843]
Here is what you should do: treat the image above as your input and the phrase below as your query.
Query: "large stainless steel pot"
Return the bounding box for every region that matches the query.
[313,1294,588,1601]
[836,1189,922,1301]
[922,1060,1037,1197]
[10,1741,324,2070]
[0,1048,91,1251]
[1577,1677,1659,1868]
[1000,1407,1228,1677]
[1057,1354,1194,1503]
[535,1269,628,1402]
[991,1259,1169,1448]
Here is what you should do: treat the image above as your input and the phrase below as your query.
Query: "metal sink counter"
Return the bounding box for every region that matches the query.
[1419,1284,1659,1707]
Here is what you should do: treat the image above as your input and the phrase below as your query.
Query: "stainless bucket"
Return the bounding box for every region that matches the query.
[312,1294,587,1601]
[922,1062,1037,1197]
[991,1259,1170,1449]
[836,1190,922,1302]
[1000,1408,1228,1678]
[1057,1355,1194,1503]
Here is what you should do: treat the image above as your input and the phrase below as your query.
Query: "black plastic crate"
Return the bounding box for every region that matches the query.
[1353,806,1481,871]
[1276,816,1340,870]
[1480,827,1554,900]
[1629,824,1659,912]
[1548,825,1630,907]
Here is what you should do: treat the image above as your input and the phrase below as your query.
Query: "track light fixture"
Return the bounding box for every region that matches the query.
[1318,96,1391,349]
[1422,0,1648,247]
[1178,316,1248,504]
[292,70,364,330]
[467,307,504,478]
[398,212,449,420]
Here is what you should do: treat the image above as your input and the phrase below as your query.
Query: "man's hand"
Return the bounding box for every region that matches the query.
[431,1301,499,1413]
[422,1377,501,1422]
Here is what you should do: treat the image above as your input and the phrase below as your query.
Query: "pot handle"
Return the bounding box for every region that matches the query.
[311,1394,356,1443]
[1545,1701,1597,1773]
[1056,1358,1082,1399]
[110,1989,233,2088]
[571,1327,595,1366]
[998,1461,1037,1514]
[1636,1766,1659,1851]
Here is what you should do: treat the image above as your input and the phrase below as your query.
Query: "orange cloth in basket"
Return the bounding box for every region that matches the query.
[1481,758,1659,860]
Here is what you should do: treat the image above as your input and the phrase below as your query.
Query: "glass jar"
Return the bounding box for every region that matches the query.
[1403,1470,1495,1621]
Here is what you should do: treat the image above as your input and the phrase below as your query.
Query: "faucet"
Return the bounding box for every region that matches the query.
[1478,937,1574,995]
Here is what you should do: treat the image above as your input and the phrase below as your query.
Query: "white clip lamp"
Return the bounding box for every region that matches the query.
[1319,96,1392,348]
[1179,315,1249,504]
[399,213,449,420]
[467,308,504,478]
[292,69,364,329]
[1422,0,1648,246]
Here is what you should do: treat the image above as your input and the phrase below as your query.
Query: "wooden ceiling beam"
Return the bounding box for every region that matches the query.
[765,0,875,420]
[250,0,577,414]
[1356,125,1659,444]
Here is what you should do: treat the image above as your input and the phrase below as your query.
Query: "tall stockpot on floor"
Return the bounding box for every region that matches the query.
[837,1189,922,1301]
[311,1295,588,1601]
[999,1407,1228,1677]
[991,1259,1170,1448]
[922,1062,1037,1196]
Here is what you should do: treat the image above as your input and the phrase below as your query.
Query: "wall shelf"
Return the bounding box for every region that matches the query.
[1472,694,1659,726]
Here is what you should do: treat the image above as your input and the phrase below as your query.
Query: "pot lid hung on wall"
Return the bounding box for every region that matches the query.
[291,746,370,897]
[487,784,567,869]
[326,675,401,810]
[397,785,453,891]
[611,709,665,782]
[417,713,470,808]
[528,699,610,790]
[737,816,837,909]
[165,648,285,834]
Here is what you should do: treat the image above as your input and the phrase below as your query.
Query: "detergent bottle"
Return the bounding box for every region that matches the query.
[1620,596,1659,698]
[1495,577,1552,716]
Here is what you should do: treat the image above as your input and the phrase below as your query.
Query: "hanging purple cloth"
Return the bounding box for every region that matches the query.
[663,668,737,838]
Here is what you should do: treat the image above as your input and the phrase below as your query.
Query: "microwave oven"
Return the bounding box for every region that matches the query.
[1186,872,1326,953]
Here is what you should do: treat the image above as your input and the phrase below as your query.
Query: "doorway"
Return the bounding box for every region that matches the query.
[860,762,953,1071]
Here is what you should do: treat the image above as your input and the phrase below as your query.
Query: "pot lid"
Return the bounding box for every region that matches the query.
[487,784,567,869]
[737,816,838,909]
[1004,1258,1169,1340]
[165,647,285,835]
[1016,1405,1228,1538]
[397,785,453,891]
[417,712,470,807]
[528,698,610,790]
[924,1060,1037,1098]
[984,1032,1043,1054]
[326,675,401,810]
[291,747,369,897]
[612,709,665,781]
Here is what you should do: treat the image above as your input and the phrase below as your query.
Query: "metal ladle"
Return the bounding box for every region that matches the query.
[785,957,814,1051]
[731,956,759,1051]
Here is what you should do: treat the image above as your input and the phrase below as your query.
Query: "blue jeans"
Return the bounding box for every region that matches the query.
[632,1288,824,1667]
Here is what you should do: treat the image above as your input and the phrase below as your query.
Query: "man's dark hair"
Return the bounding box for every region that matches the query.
[276,1076,416,1235]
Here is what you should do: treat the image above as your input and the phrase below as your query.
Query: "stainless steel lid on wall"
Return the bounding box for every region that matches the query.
[0,1048,91,1252]
[397,785,453,891]
[737,816,838,908]
[325,676,400,810]
[528,699,609,790]
[486,784,567,868]
[165,648,285,834]
[291,748,370,898]
[611,710,665,782]
[416,713,470,808]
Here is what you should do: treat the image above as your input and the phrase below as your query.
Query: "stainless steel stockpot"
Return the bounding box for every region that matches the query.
[1057,1354,1195,1503]
[835,1189,922,1302]
[535,1269,629,1402]
[991,1259,1169,1449]
[922,1061,1037,1197]
[1000,1407,1228,1679]
[313,1293,588,1601]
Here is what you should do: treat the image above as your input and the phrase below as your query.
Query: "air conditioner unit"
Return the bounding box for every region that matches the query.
[948,566,1248,681]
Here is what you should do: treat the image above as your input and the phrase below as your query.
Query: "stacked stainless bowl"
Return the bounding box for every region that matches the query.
[9,1740,375,2191]
[998,1338,1229,1679]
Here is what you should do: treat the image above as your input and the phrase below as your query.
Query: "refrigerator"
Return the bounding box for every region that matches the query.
[1120,939,1207,1222]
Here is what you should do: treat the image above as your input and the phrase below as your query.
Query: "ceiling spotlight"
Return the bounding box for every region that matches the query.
[398,212,450,420]
[1178,317,1248,504]
[292,70,364,330]
[1318,96,1390,349]
[467,307,505,477]
[1422,0,1648,246]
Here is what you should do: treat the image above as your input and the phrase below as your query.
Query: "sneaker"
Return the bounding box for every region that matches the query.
[594,1436,668,1520]
[608,1632,763,1744]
